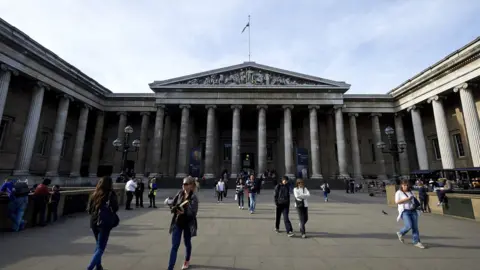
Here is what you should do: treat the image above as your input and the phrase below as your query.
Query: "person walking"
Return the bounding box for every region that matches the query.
[124,176,137,210]
[216,179,225,203]
[87,176,119,270]
[148,177,158,208]
[320,181,330,202]
[168,177,199,270]
[0,178,29,232]
[294,179,310,238]
[235,178,245,209]
[274,176,294,237]
[395,179,425,249]
[246,174,257,214]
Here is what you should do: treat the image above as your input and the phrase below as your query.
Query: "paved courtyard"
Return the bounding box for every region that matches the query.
[1,189,479,270]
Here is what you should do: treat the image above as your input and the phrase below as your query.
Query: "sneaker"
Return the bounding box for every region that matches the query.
[182,261,190,269]
[414,242,425,249]
[396,232,404,243]
[250,211,253,214]
[287,232,295,237]
[274,228,280,233]
[302,234,306,239]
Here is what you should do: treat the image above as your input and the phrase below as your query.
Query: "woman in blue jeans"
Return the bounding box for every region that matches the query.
[394,179,425,249]
[168,177,199,270]
[87,176,119,270]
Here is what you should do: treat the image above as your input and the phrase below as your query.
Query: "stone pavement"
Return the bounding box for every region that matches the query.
[1,189,479,270]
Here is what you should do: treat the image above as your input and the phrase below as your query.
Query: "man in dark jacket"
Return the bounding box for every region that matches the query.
[274,176,294,237]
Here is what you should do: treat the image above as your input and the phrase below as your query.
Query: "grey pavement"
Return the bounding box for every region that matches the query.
[1,189,479,270]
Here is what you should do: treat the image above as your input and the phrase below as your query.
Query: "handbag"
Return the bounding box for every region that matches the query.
[403,191,421,211]
[296,187,305,208]
[97,192,120,229]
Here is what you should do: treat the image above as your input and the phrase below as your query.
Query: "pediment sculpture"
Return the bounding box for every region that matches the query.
[177,68,324,86]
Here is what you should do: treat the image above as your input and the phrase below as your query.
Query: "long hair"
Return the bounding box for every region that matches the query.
[399,179,411,192]
[295,178,305,188]
[90,176,113,211]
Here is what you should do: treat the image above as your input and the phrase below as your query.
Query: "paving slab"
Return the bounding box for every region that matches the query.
[0,189,479,270]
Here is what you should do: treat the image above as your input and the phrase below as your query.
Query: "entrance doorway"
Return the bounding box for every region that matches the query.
[241,153,255,173]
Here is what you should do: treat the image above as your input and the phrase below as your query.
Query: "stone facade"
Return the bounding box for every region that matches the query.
[1,18,480,187]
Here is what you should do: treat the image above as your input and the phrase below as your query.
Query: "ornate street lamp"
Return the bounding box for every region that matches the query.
[377,126,407,182]
[113,125,141,176]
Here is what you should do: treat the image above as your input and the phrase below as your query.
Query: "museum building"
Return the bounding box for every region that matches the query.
[1,17,479,186]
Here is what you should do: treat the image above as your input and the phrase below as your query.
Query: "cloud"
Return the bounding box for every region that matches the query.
[0,0,479,94]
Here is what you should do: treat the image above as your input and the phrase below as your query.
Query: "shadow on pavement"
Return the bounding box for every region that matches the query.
[191,265,250,270]
[305,232,462,240]
[197,216,273,220]
[425,243,480,250]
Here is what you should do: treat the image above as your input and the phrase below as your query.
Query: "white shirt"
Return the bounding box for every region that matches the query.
[394,190,415,222]
[293,187,310,207]
[320,183,329,191]
[125,179,137,192]
[216,181,225,192]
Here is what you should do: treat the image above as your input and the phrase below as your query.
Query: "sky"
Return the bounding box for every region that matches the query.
[0,0,479,94]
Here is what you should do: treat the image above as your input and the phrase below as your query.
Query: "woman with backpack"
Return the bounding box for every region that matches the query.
[293,179,310,238]
[320,181,330,202]
[395,179,425,249]
[87,176,119,270]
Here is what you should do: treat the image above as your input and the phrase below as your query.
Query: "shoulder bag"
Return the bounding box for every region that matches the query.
[97,191,120,229]
[296,188,305,208]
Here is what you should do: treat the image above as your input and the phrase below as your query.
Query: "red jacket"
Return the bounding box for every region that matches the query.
[34,184,50,196]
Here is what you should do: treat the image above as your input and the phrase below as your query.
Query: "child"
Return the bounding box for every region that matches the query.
[148,178,158,208]
[47,185,60,223]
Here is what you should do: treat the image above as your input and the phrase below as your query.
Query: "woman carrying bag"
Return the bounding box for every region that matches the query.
[293,179,310,239]
[86,176,120,270]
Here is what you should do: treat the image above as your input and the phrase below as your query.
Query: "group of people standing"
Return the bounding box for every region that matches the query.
[124,175,158,210]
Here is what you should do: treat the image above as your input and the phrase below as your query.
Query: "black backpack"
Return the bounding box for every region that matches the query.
[14,181,30,197]
[277,185,289,205]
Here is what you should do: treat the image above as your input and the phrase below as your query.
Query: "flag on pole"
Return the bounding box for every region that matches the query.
[241,22,250,33]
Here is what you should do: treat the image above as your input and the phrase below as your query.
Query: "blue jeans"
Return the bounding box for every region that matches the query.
[399,210,420,244]
[8,196,28,232]
[168,225,192,270]
[323,191,328,199]
[249,193,257,212]
[237,193,244,207]
[87,227,111,270]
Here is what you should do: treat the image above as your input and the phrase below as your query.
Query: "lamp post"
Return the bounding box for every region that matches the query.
[113,125,141,176]
[377,126,407,182]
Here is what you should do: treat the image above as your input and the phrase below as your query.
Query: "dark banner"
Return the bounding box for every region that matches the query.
[296,148,309,179]
[189,147,202,177]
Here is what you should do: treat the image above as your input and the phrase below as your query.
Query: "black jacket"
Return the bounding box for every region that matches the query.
[87,191,119,228]
[274,184,290,206]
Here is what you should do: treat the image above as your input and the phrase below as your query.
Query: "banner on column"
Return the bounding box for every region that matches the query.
[189,147,202,177]
[296,148,309,179]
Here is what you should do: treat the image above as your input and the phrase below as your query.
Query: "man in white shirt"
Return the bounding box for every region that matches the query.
[125,177,137,210]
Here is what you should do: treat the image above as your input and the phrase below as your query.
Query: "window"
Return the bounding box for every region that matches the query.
[452,134,465,157]
[432,138,441,160]
[223,143,231,161]
[267,143,273,161]
[369,139,376,162]
[60,137,69,157]
[0,118,10,149]
[36,131,50,155]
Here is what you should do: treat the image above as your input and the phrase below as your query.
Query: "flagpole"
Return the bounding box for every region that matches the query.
[248,15,251,61]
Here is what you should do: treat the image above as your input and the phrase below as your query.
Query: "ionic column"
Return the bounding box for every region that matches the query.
[0,64,18,120]
[45,94,72,177]
[88,111,104,177]
[308,105,323,179]
[230,105,242,179]
[13,82,48,175]
[407,105,429,170]
[257,105,268,177]
[371,113,387,179]
[327,111,337,178]
[283,105,294,178]
[428,96,455,169]
[204,105,216,178]
[334,105,349,178]
[136,112,150,175]
[176,105,190,178]
[394,113,410,177]
[70,104,91,177]
[151,105,165,175]
[160,114,172,176]
[454,83,480,167]
[113,112,128,173]
[349,113,363,180]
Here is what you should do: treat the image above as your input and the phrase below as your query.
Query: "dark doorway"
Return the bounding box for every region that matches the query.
[125,160,135,176]
[97,165,113,177]
[241,153,255,172]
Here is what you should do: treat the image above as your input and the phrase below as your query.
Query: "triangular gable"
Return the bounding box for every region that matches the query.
[150,62,350,88]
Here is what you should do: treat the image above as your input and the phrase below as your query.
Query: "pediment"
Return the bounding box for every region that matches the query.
[150,62,350,89]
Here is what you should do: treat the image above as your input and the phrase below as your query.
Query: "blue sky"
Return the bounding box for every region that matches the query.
[0,0,479,94]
